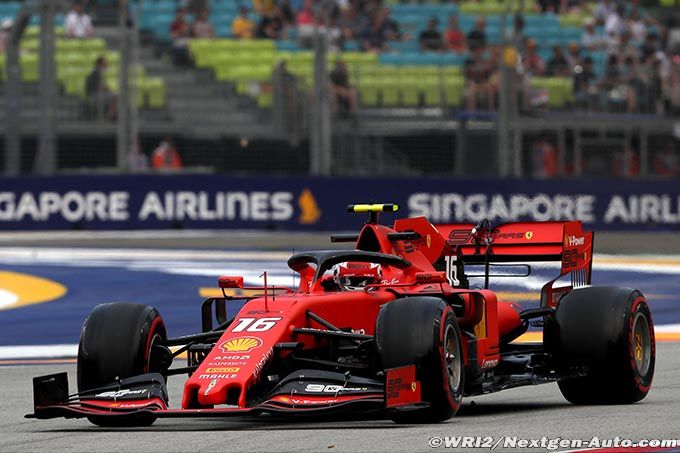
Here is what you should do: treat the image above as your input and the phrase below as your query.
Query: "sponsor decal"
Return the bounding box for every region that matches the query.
[252,348,273,381]
[279,396,340,405]
[219,337,262,352]
[409,193,596,224]
[0,188,322,225]
[96,389,147,398]
[304,384,370,394]
[635,334,643,361]
[212,355,251,360]
[385,365,421,408]
[298,188,322,225]
[198,374,239,380]
[204,378,218,396]
[208,361,247,367]
[481,359,499,370]
[568,235,585,247]
[205,367,240,373]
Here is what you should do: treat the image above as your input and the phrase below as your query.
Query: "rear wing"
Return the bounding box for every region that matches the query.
[435,221,593,271]
[434,221,594,300]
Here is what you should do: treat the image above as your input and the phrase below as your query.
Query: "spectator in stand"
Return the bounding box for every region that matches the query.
[419,17,443,52]
[464,46,497,110]
[152,137,183,170]
[252,0,275,16]
[467,17,487,51]
[566,42,581,69]
[621,55,647,112]
[85,57,117,120]
[258,5,287,40]
[604,4,625,46]
[361,8,393,53]
[668,55,680,114]
[296,0,316,49]
[171,8,190,40]
[601,53,625,111]
[653,143,679,176]
[531,137,558,179]
[329,60,357,116]
[547,45,570,76]
[582,18,605,50]
[65,2,94,39]
[522,38,546,76]
[505,14,525,50]
[170,9,191,65]
[127,138,149,172]
[612,147,639,178]
[319,14,343,53]
[338,3,369,41]
[185,0,207,15]
[0,19,11,54]
[628,10,646,44]
[594,0,612,25]
[444,15,465,53]
[232,7,255,39]
[573,56,598,108]
[193,8,215,38]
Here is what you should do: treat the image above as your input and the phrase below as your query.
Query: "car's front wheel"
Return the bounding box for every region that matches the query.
[376,297,464,423]
[77,303,169,426]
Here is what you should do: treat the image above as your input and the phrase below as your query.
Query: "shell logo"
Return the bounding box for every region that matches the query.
[219,337,262,352]
[0,271,67,311]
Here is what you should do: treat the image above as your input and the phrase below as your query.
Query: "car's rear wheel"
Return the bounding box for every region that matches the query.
[77,303,169,426]
[376,297,464,423]
[550,287,655,404]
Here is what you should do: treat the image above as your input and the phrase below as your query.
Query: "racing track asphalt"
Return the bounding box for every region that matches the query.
[1,343,679,453]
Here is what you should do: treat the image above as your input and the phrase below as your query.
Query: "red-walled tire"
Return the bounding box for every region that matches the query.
[376,297,464,423]
[77,303,167,426]
[552,287,655,404]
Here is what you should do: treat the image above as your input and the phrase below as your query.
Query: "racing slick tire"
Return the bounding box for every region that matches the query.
[551,287,655,405]
[77,303,168,426]
[376,297,464,423]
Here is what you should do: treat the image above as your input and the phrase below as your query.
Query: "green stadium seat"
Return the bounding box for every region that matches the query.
[257,91,272,108]
[381,79,400,107]
[401,85,420,107]
[445,78,465,106]
[144,77,166,108]
[20,53,39,83]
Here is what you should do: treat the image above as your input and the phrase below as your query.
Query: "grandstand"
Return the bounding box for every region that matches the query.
[0,0,678,177]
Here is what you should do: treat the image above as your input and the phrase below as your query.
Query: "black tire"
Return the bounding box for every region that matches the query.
[551,287,655,405]
[77,303,168,427]
[376,297,464,423]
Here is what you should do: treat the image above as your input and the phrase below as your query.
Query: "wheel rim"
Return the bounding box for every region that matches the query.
[632,312,652,376]
[146,333,163,373]
[443,324,462,391]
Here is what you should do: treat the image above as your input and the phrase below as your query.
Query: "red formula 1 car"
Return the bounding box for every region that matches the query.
[28,204,655,426]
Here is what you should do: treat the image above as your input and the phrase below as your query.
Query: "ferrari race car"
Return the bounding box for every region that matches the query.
[28,204,655,426]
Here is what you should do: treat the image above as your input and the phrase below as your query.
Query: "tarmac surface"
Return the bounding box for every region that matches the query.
[1,343,679,452]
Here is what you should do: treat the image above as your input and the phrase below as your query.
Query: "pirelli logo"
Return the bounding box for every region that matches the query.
[205,367,240,373]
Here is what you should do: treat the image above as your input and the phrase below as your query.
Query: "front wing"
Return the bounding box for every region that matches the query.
[27,368,422,422]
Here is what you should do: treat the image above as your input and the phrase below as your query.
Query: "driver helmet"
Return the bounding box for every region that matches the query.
[332,262,382,290]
